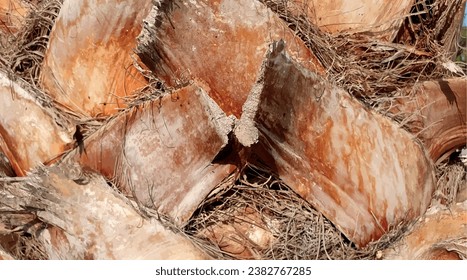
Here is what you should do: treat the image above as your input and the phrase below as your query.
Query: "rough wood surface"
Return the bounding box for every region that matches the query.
[0,71,73,175]
[267,0,413,41]
[71,83,236,226]
[236,45,436,247]
[40,0,152,116]
[0,164,210,259]
[136,0,324,118]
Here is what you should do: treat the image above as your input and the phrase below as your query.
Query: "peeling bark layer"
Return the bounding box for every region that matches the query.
[237,46,436,247]
[0,71,73,175]
[136,0,323,118]
[40,0,152,117]
[72,84,236,225]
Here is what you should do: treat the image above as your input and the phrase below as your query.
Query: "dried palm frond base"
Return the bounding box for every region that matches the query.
[119,56,170,107]
[0,213,48,260]
[260,0,465,114]
[3,233,48,260]
[434,152,467,206]
[0,0,63,85]
[185,164,407,260]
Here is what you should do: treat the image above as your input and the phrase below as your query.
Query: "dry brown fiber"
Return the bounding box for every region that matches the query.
[0,0,466,260]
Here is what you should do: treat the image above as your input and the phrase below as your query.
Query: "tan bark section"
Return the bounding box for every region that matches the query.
[394,78,467,163]
[1,165,210,259]
[439,0,467,56]
[0,134,20,176]
[71,83,236,225]
[383,202,467,260]
[136,0,324,118]
[0,0,29,34]
[40,0,152,117]
[236,46,436,247]
[0,71,73,175]
[282,0,413,41]
[0,246,14,260]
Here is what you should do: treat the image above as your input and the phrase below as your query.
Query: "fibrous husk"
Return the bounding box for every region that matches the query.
[186,164,410,260]
[185,165,362,260]
[0,0,465,261]
[0,0,62,86]
[0,0,30,35]
[434,160,466,206]
[260,0,466,106]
